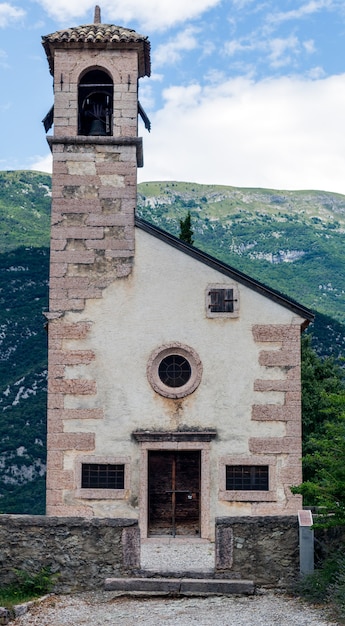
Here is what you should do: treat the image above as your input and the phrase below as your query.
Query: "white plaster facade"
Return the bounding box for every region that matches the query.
[57,226,309,534]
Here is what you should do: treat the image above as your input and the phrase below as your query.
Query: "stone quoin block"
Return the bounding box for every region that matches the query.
[46,470,75,490]
[60,408,104,420]
[285,421,302,437]
[249,436,301,454]
[49,298,86,312]
[254,378,300,392]
[252,324,301,343]
[46,450,64,470]
[47,364,66,379]
[48,322,92,339]
[50,250,95,264]
[258,350,300,367]
[47,393,64,410]
[47,432,95,451]
[49,350,96,365]
[46,419,64,435]
[52,226,105,240]
[48,379,97,396]
[45,489,64,507]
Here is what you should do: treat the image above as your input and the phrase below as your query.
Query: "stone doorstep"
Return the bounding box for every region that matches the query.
[104,577,255,595]
[135,568,244,580]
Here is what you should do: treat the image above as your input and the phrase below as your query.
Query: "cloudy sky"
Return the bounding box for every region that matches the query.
[1,0,345,193]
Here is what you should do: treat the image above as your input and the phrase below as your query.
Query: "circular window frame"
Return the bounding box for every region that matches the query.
[147,342,203,399]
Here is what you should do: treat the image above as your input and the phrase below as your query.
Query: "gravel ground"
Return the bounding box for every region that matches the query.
[11,590,340,626]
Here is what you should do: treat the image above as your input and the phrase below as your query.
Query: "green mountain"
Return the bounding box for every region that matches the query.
[0,171,51,251]
[0,171,344,514]
[137,181,345,327]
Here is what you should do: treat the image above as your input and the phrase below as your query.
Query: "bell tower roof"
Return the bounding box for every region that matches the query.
[42,9,151,78]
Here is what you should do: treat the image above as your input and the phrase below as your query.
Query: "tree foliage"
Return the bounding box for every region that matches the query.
[301,335,344,452]
[179,211,194,244]
[294,336,345,526]
[297,406,345,526]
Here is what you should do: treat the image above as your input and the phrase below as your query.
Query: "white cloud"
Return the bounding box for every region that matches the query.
[30,154,52,173]
[303,39,316,55]
[307,66,325,79]
[224,39,253,56]
[225,34,305,69]
[34,0,221,30]
[0,3,25,27]
[139,74,345,195]
[154,27,199,67]
[231,0,258,8]
[268,0,333,26]
[268,36,300,68]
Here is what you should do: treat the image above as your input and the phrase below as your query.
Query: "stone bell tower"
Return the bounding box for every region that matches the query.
[42,7,150,514]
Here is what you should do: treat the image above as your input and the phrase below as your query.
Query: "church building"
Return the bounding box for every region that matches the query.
[42,7,313,574]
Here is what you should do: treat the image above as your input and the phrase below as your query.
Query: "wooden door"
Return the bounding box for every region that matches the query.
[148,451,201,537]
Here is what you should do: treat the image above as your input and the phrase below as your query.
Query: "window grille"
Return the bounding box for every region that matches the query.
[158,354,192,388]
[226,465,269,491]
[81,463,124,489]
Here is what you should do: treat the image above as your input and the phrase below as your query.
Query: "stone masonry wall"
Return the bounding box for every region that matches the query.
[0,516,139,592]
[0,516,300,590]
[48,138,139,317]
[216,516,299,587]
[46,138,140,515]
[250,324,303,514]
[45,42,143,515]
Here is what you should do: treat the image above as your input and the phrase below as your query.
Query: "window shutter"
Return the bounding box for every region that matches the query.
[209,288,234,312]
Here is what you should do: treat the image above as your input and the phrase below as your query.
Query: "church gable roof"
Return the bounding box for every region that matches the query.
[135,216,314,324]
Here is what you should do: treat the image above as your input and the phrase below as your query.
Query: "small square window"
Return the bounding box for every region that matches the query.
[81,463,125,490]
[219,456,276,502]
[209,288,234,313]
[206,284,239,318]
[226,465,269,491]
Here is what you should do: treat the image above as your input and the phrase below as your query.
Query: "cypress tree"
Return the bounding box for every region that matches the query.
[179,211,194,245]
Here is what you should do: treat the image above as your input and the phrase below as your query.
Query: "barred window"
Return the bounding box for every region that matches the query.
[81,463,124,490]
[226,465,269,491]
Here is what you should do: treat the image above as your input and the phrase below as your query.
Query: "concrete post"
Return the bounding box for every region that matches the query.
[298,509,314,576]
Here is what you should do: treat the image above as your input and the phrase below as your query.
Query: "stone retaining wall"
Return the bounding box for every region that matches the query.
[0,516,139,593]
[0,515,301,591]
[215,516,299,587]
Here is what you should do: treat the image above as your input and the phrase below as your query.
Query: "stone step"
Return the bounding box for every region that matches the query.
[136,569,218,579]
[104,577,255,595]
[137,568,252,581]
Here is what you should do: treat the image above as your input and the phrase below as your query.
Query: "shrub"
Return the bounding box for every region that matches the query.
[0,567,57,609]
[297,549,345,621]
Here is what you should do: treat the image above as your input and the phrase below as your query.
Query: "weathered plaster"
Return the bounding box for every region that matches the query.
[53,228,304,523]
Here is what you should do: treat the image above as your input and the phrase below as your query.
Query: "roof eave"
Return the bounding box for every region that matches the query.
[41,34,151,78]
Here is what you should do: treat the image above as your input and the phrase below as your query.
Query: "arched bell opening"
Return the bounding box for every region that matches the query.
[78,68,114,136]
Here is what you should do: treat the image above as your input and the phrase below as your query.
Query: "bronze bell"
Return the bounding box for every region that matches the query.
[88,118,107,135]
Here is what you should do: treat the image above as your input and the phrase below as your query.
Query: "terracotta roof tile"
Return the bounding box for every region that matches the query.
[42,23,151,77]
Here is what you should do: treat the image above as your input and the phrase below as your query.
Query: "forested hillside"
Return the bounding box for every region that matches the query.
[0,171,344,514]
